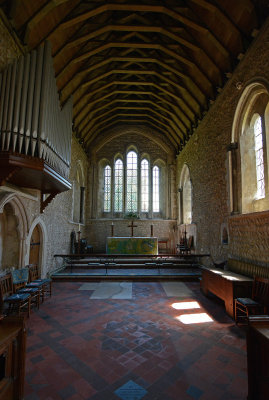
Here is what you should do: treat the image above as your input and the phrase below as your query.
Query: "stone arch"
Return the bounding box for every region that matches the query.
[231,80,269,214]
[25,217,48,278]
[0,193,29,269]
[94,126,172,155]
[72,160,86,223]
[179,164,192,224]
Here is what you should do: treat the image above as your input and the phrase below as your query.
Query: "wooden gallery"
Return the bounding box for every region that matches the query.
[0,1,269,399]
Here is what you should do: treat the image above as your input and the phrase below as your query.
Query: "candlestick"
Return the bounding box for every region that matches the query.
[77,230,81,254]
[151,224,153,237]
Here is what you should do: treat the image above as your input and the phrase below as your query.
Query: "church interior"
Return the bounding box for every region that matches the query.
[0,1,269,399]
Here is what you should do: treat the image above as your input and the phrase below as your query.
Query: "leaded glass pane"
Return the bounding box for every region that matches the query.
[114,159,123,212]
[153,166,160,212]
[104,165,111,212]
[126,151,137,212]
[141,159,149,212]
[254,116,265,199]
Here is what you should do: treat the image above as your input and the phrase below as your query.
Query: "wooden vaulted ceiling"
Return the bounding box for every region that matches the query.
[1,0,268,154]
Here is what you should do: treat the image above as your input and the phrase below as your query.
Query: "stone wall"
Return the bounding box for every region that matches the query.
[176,19,269,265]
[85,219,177,253]
[0,10,23,70]
[40,136,88,274]
[228,211,269,266]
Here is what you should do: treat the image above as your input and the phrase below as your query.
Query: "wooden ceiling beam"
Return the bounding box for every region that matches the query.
[73,85,191,131]
[84,114,180,149]
[61,56,205,105]
[190,0,244,39]
[87,119,178,150]
[23,0,79,43]
[55,24,221,72]
[77,98,185,134]
[56,3,229,60]
[92,119,178,152]
[80,106,182,140]
[81,105,181,138]
[74,79,194,120]
[75,68,200,113]
[74,90,190,131]
[56,42,212,98]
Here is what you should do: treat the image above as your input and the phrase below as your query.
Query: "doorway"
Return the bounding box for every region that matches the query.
[29,225,41,266]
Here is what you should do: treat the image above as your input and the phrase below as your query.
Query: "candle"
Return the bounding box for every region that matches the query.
[78,223,81,231]
[111,221,114,226]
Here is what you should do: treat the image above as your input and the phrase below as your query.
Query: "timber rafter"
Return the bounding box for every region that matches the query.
[3,0,262,153]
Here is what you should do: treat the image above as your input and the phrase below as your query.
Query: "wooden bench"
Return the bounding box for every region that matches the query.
[201,258,269,318]
[201,266,253,318]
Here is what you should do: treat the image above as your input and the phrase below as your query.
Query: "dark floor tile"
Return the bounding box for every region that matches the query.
[25,281,248,400]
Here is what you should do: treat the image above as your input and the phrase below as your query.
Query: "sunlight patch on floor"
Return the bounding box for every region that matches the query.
[176,313,213,324]
[171,301,200,310]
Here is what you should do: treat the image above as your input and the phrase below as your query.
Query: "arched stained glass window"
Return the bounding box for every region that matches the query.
[153,166,160,212]
[141,159,149,212]
[254,115,265,199]
[104,165,111,212]
[126,151,137,212]
[114,159,123,212]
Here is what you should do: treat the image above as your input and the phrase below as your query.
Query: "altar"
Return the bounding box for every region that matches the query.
[106,237,158,255]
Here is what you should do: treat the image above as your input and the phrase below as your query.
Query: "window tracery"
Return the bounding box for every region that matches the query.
[101,150,162,218]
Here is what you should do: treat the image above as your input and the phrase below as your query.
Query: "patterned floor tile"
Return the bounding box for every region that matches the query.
[24,281,248,400]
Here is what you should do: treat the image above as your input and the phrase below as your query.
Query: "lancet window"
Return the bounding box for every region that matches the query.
[230,82,269,214]
[102,150,162,217]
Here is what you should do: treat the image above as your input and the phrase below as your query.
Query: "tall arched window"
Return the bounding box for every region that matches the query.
[114,159,123,212]
[178,164,192,224]
[231,82,269,214]
[141,159,149,212]
[152,166,160,212]
[126,151,138,212]
[104,165,111,212]
[100,149,165,218]
[254,115,265,199]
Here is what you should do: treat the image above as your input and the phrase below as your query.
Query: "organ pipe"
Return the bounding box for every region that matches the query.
[0,41,72,179]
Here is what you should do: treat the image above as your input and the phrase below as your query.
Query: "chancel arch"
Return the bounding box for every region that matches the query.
[231,81,269,214]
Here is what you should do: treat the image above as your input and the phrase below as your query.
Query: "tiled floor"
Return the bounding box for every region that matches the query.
[25,281,248,400]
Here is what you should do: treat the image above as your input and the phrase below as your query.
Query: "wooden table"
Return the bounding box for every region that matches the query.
[247,316,269,400]
[0,316,26,400]
[201,267,253,318]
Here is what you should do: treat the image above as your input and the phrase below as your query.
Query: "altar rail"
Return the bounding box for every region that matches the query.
[54,253,210,273]
[0,41,72,178]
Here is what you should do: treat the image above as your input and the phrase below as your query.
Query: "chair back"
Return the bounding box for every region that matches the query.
[11,268,29,292]
[27,264,40,281]
[253,277,269,310]
[0,274,13,299]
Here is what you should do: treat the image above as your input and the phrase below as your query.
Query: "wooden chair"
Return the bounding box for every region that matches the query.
[27,264,52,301]
[0,273,31,317]
[11,268,40,310]
[234,277,269,323]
